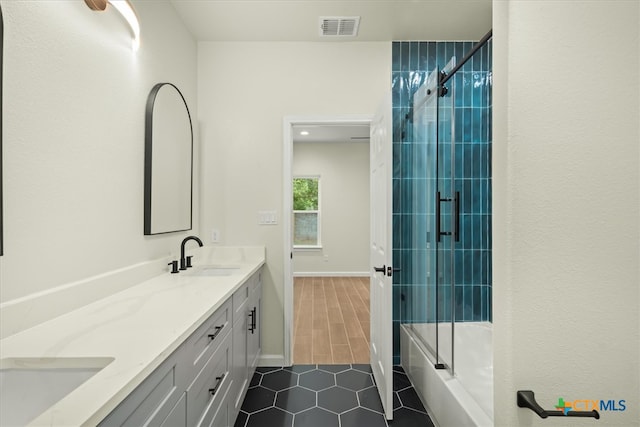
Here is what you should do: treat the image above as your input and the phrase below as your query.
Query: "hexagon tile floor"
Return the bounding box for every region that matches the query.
[234,364,435,427]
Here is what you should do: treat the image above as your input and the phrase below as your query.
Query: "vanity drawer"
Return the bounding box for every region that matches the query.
[186,332,232,427]
[183,298,231,377]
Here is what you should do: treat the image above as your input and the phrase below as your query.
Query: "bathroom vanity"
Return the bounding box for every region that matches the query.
[0,246,264,427]
[99,268,262,427]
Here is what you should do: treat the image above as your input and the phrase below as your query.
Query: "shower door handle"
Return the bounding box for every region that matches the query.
[454,191,460,242]
[437,191,459,242]
[436,191,441,242]
[436,191,453,241]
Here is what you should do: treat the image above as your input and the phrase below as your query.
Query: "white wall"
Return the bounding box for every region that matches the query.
[198,42,390,360]
[493,1,639,425]
[0,1,197,324]
[292,141,370,275]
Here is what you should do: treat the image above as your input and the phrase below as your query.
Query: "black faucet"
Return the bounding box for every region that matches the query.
[180,235,203,270]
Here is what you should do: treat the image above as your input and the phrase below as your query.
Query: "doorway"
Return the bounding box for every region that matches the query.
[282,115,372,367]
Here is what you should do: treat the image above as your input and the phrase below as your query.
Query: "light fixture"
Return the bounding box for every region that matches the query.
[85,0,140,50]
[300,131,309,136]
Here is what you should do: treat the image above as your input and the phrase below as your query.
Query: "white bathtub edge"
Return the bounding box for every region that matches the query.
[400,324,493,427]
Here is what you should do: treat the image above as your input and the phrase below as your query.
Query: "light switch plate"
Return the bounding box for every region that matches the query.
[258,210,278,225]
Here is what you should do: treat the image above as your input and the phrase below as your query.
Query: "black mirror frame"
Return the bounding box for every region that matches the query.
[143,82,194,236]
[1,5,4,256]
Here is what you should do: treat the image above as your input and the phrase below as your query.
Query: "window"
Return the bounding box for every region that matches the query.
[293,177,320,247]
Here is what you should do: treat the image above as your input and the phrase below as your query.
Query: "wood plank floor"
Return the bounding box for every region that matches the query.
[293,276,370,364]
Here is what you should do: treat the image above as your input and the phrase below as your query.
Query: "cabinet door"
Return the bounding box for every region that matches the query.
[160,393,186,427]
[211,395,229,427]
[98,355,182,427]
[247,282,262,375]
[230,306,248,422]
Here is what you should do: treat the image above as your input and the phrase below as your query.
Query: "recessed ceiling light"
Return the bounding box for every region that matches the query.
[300,131,309,136]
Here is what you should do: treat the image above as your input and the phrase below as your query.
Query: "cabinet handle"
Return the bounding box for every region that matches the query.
[208,373,226,397]
[208,325,224,341]
[248,307,257,334]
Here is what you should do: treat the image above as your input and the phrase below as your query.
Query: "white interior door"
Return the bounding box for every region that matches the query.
[370,93,393,420]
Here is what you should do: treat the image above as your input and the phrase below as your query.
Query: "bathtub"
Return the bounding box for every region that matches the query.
[401,322,493,427]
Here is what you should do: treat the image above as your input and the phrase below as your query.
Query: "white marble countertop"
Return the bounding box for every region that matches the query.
[0,246,265,427]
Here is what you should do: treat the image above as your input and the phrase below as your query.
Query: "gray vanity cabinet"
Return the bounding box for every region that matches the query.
[229,269,262,423]
[99,268,262,427]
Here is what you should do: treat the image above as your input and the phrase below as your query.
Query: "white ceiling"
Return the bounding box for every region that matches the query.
[168,1,492,143]
[169,0,492,42]
[292,124,370,144]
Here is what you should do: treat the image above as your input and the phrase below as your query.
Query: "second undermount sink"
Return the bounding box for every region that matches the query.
[188,266,241,277]
[0,357,113,426]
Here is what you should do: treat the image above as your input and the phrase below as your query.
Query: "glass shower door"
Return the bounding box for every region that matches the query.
[411,58,457,373]
[435,58,457,373]
[410,66,440,365]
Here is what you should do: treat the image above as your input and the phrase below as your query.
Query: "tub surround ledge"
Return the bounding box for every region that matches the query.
[0,246,265,427]
[400,324,493,427]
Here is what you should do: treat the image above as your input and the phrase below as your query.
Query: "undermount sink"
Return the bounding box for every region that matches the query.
[187,266,241,277]
[0,357,114,426]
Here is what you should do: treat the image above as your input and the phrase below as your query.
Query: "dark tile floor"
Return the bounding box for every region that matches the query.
[234,364,435,427]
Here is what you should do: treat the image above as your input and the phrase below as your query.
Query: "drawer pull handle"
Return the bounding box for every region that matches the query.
[248,307,257,334]
[209,373,226,396]
[208,325,224,341]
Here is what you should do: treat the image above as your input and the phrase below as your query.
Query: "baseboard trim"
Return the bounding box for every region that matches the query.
[293,272,369,278]
[259,354,286,367]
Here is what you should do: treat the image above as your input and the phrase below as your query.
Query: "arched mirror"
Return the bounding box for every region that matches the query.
[1,4,4,255]
[144,83,193,235]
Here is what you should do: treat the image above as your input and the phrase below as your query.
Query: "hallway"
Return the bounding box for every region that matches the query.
[293,277,371,364]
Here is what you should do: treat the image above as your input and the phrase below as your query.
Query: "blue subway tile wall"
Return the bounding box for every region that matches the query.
[391,40,492,364]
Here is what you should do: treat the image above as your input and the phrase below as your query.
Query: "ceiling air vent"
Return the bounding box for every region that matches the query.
[319,16,360,37]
